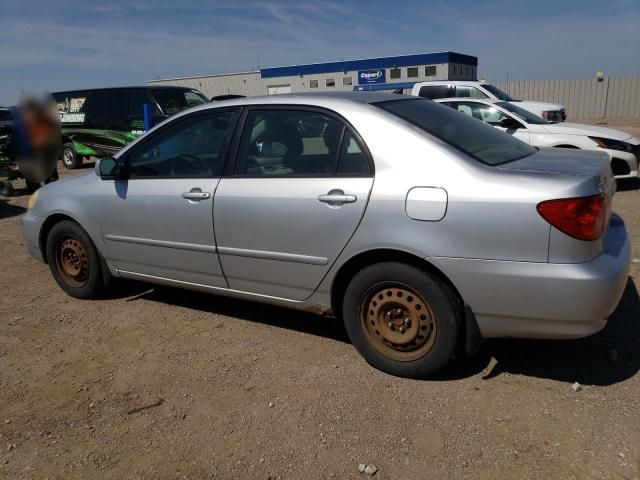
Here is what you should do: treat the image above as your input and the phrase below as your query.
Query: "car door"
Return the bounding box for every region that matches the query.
[213,107,374,301]
[448,101,531,144]
[98,108,239,287]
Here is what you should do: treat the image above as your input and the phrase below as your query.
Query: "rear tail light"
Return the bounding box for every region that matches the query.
[536,194,608,241]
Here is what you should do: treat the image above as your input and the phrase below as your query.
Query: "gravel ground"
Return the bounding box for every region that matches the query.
[1,124,639,479]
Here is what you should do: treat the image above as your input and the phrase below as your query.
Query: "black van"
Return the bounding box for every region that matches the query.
[52,86,209,169]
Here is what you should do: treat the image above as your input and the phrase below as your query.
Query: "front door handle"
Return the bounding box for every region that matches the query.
[182,188,211,201]
[318,189,357,206]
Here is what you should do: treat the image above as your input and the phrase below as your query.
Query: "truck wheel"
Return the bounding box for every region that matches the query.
[46,220,106,299]
[342,262,462,378]
[62,143,81,169]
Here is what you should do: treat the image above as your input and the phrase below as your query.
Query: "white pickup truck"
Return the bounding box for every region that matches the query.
[411,81,567,122]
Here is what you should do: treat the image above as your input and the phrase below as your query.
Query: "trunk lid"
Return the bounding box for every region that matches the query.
[497,147,615,196]
[497,147,615,263]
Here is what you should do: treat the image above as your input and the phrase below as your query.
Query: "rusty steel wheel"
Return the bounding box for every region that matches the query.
[360,283,437,362]
[55,236,90,288]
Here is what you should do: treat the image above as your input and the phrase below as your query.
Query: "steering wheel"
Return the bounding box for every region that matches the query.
[171,154,209,176]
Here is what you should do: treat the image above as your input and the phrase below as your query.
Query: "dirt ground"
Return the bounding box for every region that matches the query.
[1,123,639,480]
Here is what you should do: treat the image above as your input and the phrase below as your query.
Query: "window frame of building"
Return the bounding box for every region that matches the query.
[389,68,401,79]
[424,66,436,77]
[407,67,419,78]
[342,76,353,86]
[309,79,319,89]
[326,78,336,88]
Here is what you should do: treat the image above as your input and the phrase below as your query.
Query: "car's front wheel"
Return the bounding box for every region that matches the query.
[343,262,462,378]
[46,220,106,298]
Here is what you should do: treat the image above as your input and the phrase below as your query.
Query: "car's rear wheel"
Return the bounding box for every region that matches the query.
[62,142,81,169]
[343,262,462,378]
[46,220,105,298]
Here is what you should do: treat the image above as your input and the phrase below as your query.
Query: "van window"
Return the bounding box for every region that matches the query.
[84,91,109,129]
[150,89,208,116]
[418,85,452,99]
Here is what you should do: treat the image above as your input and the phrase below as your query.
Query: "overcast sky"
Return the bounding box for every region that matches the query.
[1,0,639,105]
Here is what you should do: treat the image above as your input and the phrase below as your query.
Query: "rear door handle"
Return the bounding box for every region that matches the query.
[182,188,211,201]
[318,189,357,206]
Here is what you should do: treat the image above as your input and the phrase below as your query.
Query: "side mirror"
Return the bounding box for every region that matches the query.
[97,157,126,179]
[499,117,521,129]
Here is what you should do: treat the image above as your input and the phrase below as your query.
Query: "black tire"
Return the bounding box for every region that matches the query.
[0,180,13,197]
[62,142,81,169]
[25,179,41,193]
[342,262,462,378]
[46,220,105,299]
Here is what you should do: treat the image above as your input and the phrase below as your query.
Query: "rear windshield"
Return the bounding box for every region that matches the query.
[376,98,535,166]
[150,89,209,116]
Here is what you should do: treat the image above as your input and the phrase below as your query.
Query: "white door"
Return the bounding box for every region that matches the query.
[267,85,292,95]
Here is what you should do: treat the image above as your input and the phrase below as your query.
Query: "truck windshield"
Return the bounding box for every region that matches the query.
[482,84,517,102]
[376,98,536,166]
[496,101,549,125]
[150,89,208,116]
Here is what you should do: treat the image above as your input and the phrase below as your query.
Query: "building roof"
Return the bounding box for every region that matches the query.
[260,51,477,79]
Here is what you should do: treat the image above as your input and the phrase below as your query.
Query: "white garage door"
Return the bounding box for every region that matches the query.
[267,85,292,95]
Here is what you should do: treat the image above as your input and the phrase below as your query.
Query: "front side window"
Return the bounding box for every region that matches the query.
[150,89,208,116]
[376,99,534,166]
[390,68,401,79]
[481,84,516,101]
[234,110,347,176]
[449,102,514,126]
[309,80,319,88]
[326,78,336,87]
[453,86,489,99]
[127,111,234,178]
[407,67,419,78]
[495,101,548,124]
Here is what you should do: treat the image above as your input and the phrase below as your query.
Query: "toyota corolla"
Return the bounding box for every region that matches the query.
[22,93,630,378]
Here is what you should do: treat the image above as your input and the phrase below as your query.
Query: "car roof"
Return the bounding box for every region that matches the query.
[51,85,199,95]
[413,80,486,86]
[199,91,412,109]
[434,97,499,104]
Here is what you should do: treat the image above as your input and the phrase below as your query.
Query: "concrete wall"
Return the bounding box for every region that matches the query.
[147,62,477,99]
[495,76,640,120]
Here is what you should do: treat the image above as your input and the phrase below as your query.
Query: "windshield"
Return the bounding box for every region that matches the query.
[376,99,536,166]
[482,84,517,102]
[150,89,209,116]
[496,101,549,124]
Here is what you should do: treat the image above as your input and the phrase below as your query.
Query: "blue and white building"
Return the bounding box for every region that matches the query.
[147,51,478,98]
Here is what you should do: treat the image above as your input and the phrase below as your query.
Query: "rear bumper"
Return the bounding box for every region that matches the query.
[428,214,630,339]
[21,211,45,263]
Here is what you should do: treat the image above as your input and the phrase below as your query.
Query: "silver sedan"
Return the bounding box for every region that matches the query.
[22,93,630,378]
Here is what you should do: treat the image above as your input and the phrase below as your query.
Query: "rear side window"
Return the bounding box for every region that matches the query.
[234,110,344,176]
[418,85,452,100]
[377,99,535,166]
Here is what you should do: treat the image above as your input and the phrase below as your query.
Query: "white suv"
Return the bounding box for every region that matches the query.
[411,81,567,122]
